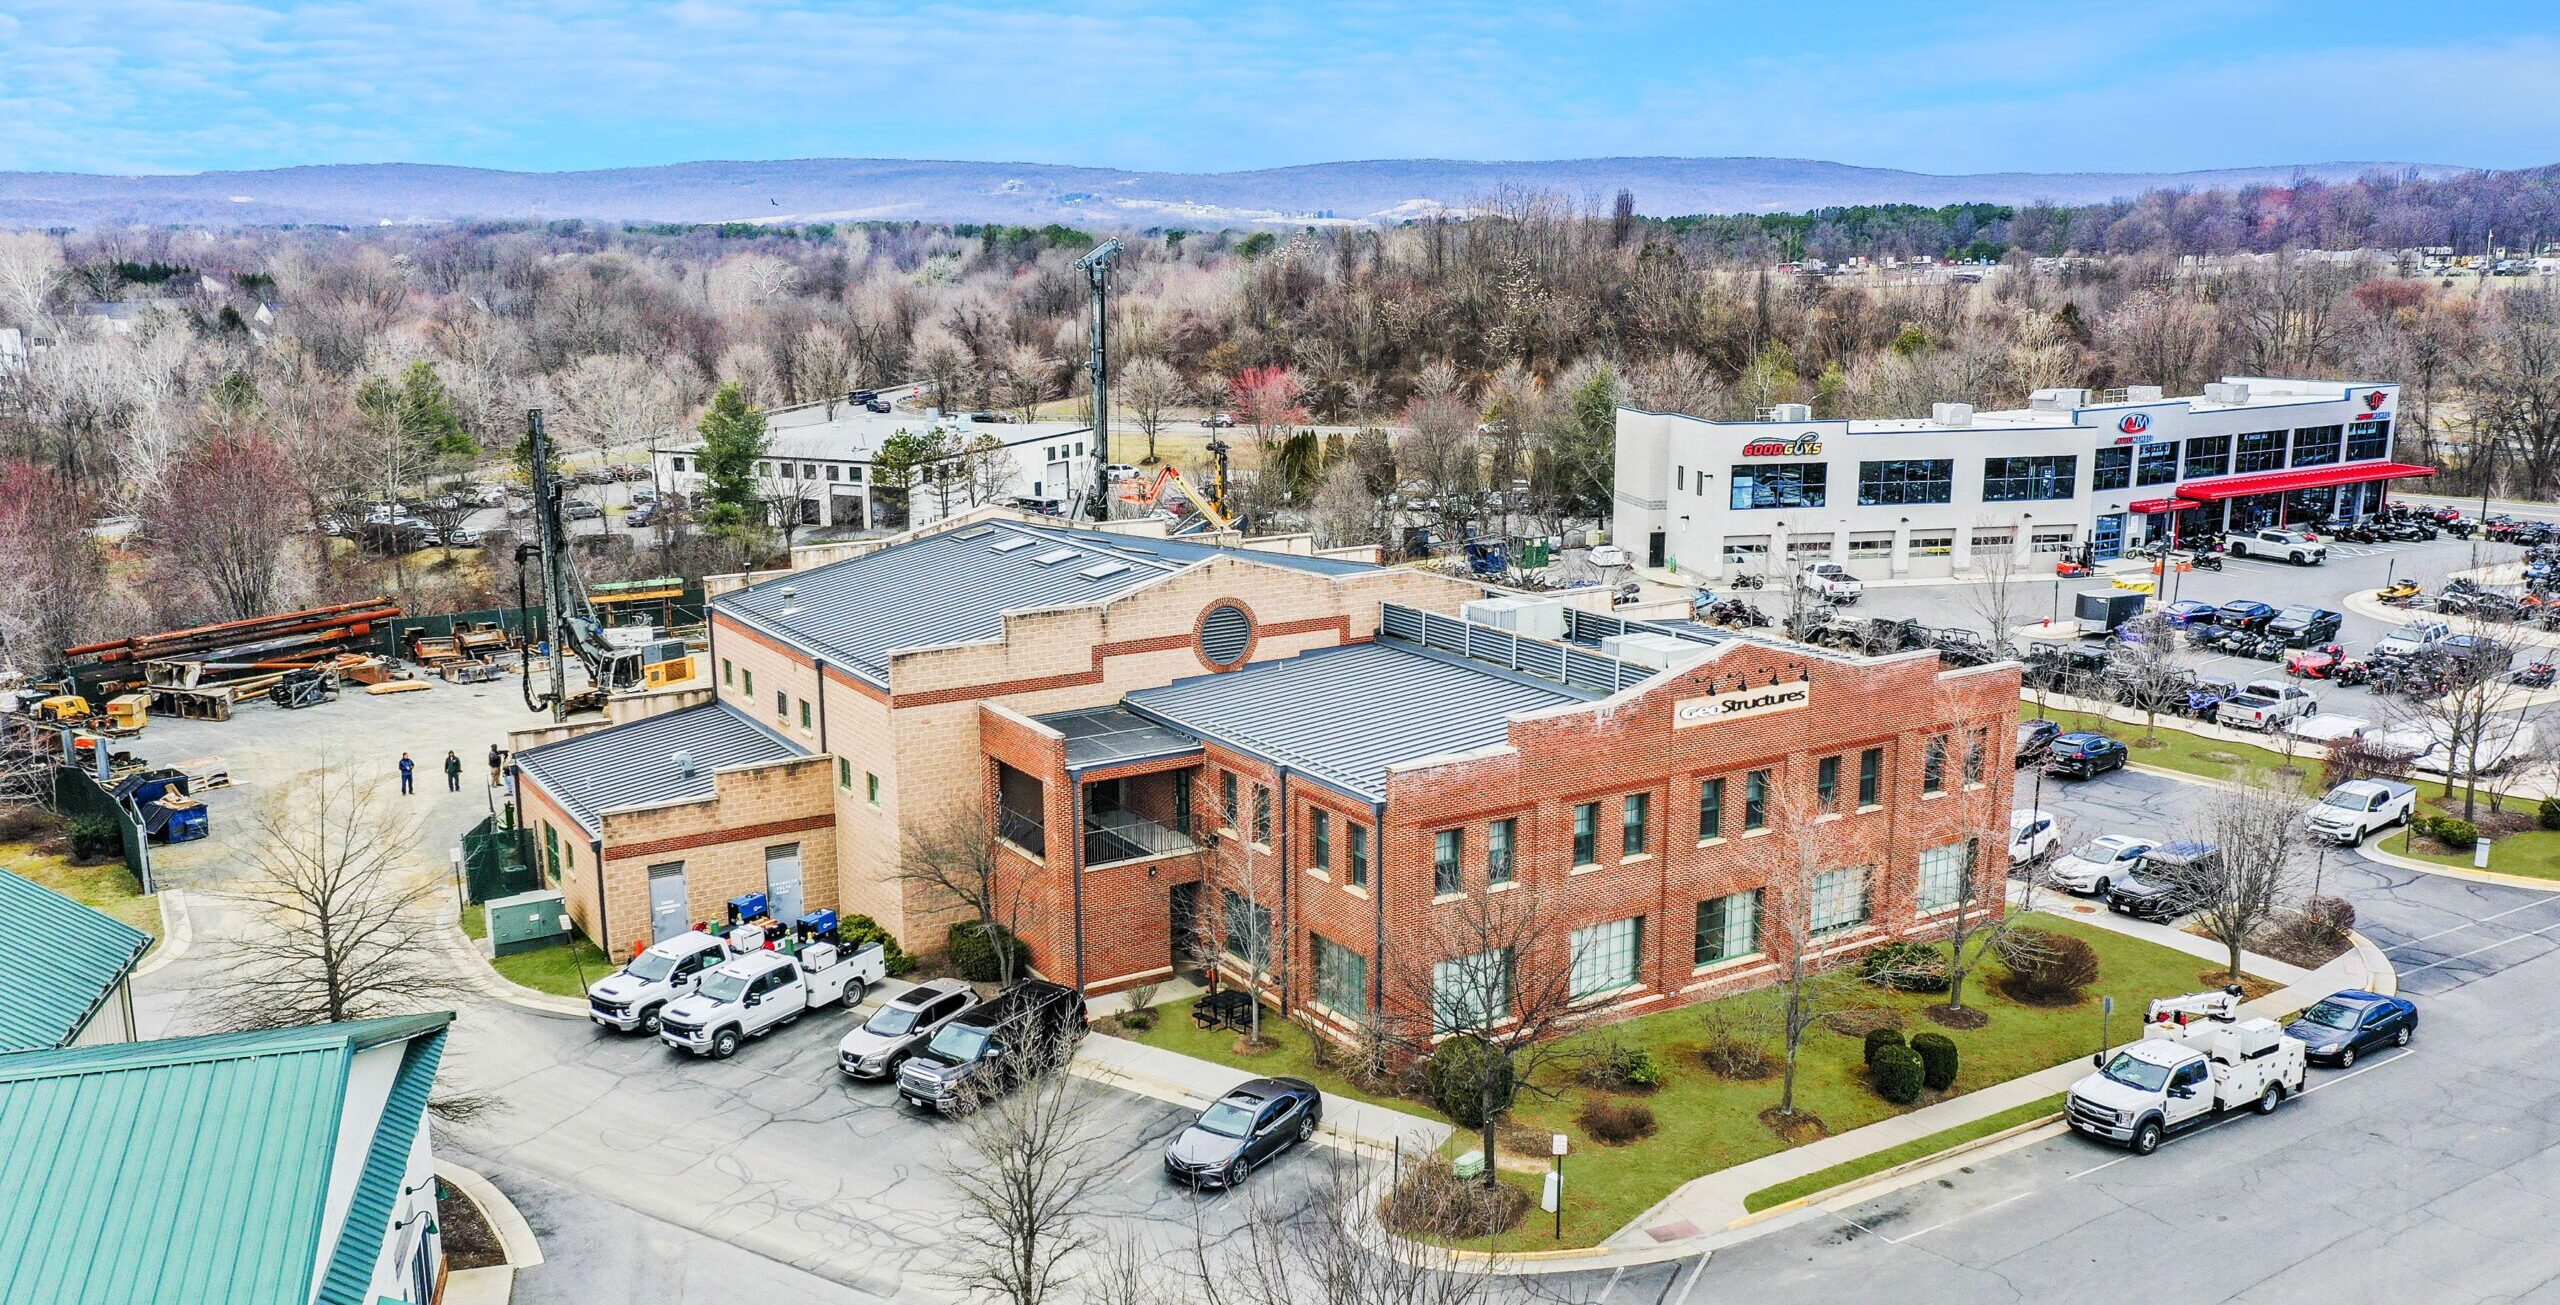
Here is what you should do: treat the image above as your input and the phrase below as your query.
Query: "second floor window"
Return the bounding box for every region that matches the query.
[1348,825,1369,888]
[1817,755,1840,809]
[1924,737,1947,794]
[1252,785,1272,844]
[1434,829,1462,895]
[1309,809,1331,871]
[1572,802,1598,865]
[1488,818,1516,885]
[1698,777,1724,840]
[1622,793,1649,857]
[1859,747,1882,806]
[1744,770,1769,830]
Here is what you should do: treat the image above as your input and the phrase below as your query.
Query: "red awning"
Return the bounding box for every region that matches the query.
[2174,461,2435,503]
[2128,497,2201,514]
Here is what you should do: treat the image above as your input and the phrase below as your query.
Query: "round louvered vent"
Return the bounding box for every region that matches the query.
[1198,603,1254,668]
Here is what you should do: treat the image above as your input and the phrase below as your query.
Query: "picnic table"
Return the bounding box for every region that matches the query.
[1192,989,1266,1032]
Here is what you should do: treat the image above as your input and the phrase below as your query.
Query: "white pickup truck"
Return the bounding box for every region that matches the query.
[658,941,887,1060]
[1797,564,1865,605]
[586,930,730,1035]
[2304,778,2418,844]
[2214,679,2318,732]
[2065,989,2307,1155]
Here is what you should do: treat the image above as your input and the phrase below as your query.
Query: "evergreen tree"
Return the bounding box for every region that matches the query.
[694,381,770,526]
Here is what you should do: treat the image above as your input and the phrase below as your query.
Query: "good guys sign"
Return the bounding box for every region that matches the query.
[1673,682,1812,728]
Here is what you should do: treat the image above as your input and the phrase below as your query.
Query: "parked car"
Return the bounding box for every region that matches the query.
[2215,680,2319,732]
[2224,528,2328,565]
[2010,808,2060,865]
[587,930,731,1034]
[2016,718,2062,765]
[838,978,982,1080]
[658,941,888,1060]
[2214,600,2278,633]
[2067,1007,2304,1154]
[2444,633,2514,669]
[2266,606,2344,647]
[864,398,893,413]
[2283,990,2418,1066]
[1797,563,1865,604]
[1104,463,1139,481]
[561,498,603,521]
[2046,834,2159,896]
[2376,620,2453,657]
[2160,600,2220,628]
[2106,843,2220,920]
[438,524,485,547]
[898,979,1088,1113]
[1202,411,1235,428]
[1162,1076,1325,1189]
[2047,731,2129,779]
[2303,779,2418,845]
[627,504,657,528]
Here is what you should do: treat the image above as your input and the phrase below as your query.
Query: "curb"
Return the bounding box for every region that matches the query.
[1070,1041,1433,1161]
[2346,929,2397,997]
[2353,840,2560,893]
[1726,1112,2072,1229]
[134,888,192,978]
[439,916,590,1019]
[436,1158,542,1305]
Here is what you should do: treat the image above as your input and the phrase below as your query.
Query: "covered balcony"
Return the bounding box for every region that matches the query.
[1082,770,1200,868]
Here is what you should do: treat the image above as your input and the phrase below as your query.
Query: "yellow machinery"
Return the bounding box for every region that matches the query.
[640,640,697,690]
[1117,465,1234,531]
[29,694,91,724]
[104,694,149,735]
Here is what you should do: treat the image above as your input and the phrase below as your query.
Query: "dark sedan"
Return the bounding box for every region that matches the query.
[2016,718,2061,765]
[1164,1076,1324,1188]
[2161,600,2219,628]
[2266,605,2344,647]
[2284,990,2418,1067]
[2046,731,2129,779]
[2215,600,2279,633]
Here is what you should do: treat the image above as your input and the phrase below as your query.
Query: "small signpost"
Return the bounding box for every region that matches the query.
[1545,1133,1569,1238]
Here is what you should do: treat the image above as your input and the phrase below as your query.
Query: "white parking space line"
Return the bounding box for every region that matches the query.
[2397,919,2560,975]
[1591,1266,1624,1303]
[2383,896,2560,952]
[1669,1257,1710,1305]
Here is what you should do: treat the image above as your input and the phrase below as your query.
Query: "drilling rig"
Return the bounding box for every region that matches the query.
[1077,238,1123,522]
[516,408,695,719]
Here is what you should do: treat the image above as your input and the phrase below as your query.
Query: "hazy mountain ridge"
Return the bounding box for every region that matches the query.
[0,156,2473,229]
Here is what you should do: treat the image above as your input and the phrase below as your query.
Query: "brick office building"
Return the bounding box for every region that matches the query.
[509,509,1470,959]
[982,599,2021,1040]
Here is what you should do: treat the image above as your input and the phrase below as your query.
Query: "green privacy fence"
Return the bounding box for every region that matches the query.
[52,764,151,892]
[461,812,540,905]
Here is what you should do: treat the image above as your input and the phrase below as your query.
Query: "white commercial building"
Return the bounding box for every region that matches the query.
[655,398,1098,533]
[1613,376,2423,582]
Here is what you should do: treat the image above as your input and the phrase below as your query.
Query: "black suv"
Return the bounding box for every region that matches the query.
[897,980,1087,1113]
[2266,606,2344,647]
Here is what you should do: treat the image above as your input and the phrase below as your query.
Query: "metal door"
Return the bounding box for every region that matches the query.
[2092,513,2126,562]
[765,843,805,925]
[648,862,689,942]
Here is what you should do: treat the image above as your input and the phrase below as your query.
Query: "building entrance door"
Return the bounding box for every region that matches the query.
[648,863,689,941]
[1647,530,1666,568]
[2092,513,2127,562]
[764,843,804,925]
[1170,882,1204,982]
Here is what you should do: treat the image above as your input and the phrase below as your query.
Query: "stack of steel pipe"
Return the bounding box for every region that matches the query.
[64,598,402,688]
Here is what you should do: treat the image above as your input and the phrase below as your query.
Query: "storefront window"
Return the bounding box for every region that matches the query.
[2183,435,2230,477]
[1982,456,2078,502]
[1856,459,1954,505]
[2136,443,2179,485]
[2235,430,2287,473]
[1730,462,1827,510]
[2292,425,2344,467]
[2093,447,2132,491]
[2347,419,2391,461]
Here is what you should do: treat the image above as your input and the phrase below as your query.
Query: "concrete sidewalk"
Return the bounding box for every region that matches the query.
[1598,909,2390,1252]
[1074,1032,1452,1157]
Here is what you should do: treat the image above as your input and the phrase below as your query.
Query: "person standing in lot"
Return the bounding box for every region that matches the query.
[398,752,415,795]
[444,750,463,792]
[487,743,505,788]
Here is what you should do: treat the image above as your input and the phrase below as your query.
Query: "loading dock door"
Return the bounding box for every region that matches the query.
[648,863,689,941]
[765,843,805,925]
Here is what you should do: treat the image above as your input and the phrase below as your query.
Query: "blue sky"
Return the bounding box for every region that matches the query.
[3,0,2557,176]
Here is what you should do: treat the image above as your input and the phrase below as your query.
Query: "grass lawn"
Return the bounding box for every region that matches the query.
[1119,913,2221,1251]
[2,840,160,947]
[1110,1006,1418,1115]
[2389,793,2560,880]
[1742,1092,2065,1213]
[2030,704,2320,795]
[459,903,613,998]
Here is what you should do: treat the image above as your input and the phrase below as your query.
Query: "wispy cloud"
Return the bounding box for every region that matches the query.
[0,0,2553,175]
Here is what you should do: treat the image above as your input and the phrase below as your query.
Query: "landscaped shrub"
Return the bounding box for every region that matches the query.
[946,920,1032,983]
[67,815,121,862]
[2419,815,2479,849]
[1425,1036,1515,1129]
[1377,1156,1529,1238]
[1999,928,2101,1004]
[2540,797,2560,831]
[840,914,914,975]
[1578,1098,1658,1145]
[1863,1027,1906,1066]
[1577,1041,1662,1092]
[1908,1031,1959,1091]
[2302,895,2356,940]
[1859,940,1951,993]
[1871,1043,1926,1104]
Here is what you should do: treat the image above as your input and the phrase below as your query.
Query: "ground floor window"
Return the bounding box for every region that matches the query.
[1917,843,1970,911]
[1969,527,2014,553]
[1788,537,1835,564]
[1910,533,1954,557]
[1221,889,1273,967]
[1569,916,1645,1000]
[1810,868,1871,934]
[1432,949,1513,1032]
[1722,537,1770,572]
[1847,532,1894,560]
[1312,933,1368,1017]
[2029,527,2077,553]
[1695,890,1761,965]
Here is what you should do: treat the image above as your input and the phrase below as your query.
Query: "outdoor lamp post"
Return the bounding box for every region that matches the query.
[1545,1133,1568,1238]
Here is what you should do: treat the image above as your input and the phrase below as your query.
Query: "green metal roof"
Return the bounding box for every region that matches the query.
[0,866,154,1052]
[0,1013,453,1305]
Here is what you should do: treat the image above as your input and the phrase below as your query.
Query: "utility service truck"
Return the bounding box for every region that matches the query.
[658,940,888,1060]
[2065,987,2308,1155]
[587,930,731,1034]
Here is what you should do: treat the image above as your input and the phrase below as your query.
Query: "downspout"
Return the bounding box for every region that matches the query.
[813,657,829,752]
[1370,797,1388,1027]
[592,833,609,955]
[1274,764,1292,1017]
[1069,769,1087,993]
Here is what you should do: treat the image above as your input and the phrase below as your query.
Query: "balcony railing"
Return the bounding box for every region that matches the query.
[1084,807,1196,867]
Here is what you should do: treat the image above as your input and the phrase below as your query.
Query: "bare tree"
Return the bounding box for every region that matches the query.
[205,760,464,1030]
[1097,1157,1494,1305]
[1959,520,2028,645]
[1758,775,1889,1119]
[756,459,823,552]
[2108,612,2189,745]
[142,425,304,621]
[2387,641,2539,821]
[1387,878,1584,1184]
[903,791,1036,990]
[2168,786,2311,983]
[1932,693,2043,1019]
[939,1039,1114,1305]
[1120,356,1181,464]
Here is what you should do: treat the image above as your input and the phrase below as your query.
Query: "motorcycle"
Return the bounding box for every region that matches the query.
[1729,573,1766,591]
[2509,662,2558,689]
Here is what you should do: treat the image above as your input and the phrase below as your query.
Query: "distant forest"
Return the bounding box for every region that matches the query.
[1657,165,2560,262]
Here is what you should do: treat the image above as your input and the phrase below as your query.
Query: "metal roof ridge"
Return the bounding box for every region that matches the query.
[0,1012,453,1081]
[1370,632,1608,701]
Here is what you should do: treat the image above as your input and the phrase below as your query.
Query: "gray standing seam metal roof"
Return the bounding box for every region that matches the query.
[1122,639,1591,802]
[514,702,806,835]
[711,520,1375,687]
[0,868,154,1053]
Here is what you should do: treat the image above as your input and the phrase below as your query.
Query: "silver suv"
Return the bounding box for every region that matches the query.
[837,978,980,1079]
